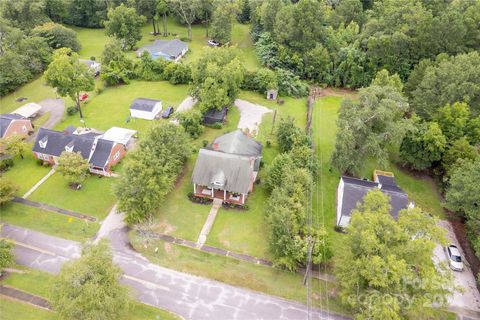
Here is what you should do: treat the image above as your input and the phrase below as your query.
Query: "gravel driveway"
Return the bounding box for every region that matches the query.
[176,96,197,113]
[433,220,480,315]
[234,99,272,134]
[37,98,65,129]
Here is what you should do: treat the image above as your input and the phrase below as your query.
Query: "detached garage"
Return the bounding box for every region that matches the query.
[129,98,162,120]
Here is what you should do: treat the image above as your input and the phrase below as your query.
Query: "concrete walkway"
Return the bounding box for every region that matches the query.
[22,168,55,199]
[176,96,197,113]
[234,99,272,134]
[196,198,222,248]
[94,204,125,244]
[13,197,97,221]
[0,285,51,310]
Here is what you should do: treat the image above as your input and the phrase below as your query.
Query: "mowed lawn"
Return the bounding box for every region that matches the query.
[53,80,189,133]
[72,18,259,70]
[1,151,51,196]
[0,202,98,242]
[28,173,116,221]
[312,96,447,254]
[1,268,181,320]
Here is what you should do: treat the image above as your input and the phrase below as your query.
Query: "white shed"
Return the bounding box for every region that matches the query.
[13,103,42,118]
[129,98,162,120]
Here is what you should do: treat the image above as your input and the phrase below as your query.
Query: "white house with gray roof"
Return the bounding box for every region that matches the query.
[136,39,188,62]
[129,98,162,120]
[336,172,412,227]
[191,130,262,205]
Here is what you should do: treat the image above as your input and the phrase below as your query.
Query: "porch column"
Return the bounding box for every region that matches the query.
[224,189,226,200]
[193,184,196,194]
[241,194,245,204]
[211,187,214,197]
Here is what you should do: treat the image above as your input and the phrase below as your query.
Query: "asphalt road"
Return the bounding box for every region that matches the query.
[1,224,349,320]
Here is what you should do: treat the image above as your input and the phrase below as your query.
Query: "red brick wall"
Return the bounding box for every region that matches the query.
[105,143,126,171]
[3,120,33,138]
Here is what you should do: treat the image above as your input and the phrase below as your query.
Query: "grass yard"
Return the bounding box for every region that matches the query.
[0,268,180,320]
[28,173,116,221]
[0,202,98,242]
[71,18,259,70]
[54,80,189,134]
[1,151,51,196]
[0,297,55,320]
[130,232,347,316]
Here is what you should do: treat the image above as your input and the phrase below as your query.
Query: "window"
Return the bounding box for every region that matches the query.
[22,125,27,132]
[113,150,120,161]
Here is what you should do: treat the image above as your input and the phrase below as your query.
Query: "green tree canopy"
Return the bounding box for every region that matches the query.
[0,135,28,159]
[210,1,238,44]
[104,4,146,50]
[33,22,81,52]
[331,84,410,174]
[56,151,90,187]
[0,177,18,206]
[335,189,452,319]
[44,48,95,118]
[51,240,129,320]
[0,239,14,274]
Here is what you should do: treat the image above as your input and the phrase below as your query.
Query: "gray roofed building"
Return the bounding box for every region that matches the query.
[207,130,262,157]
[0,114,34,139]
[192,149,254,194]
[336,174,411,227]
[130,98,162,112]
[89,139,114,168]
[136,39,188,62]
[32,128,98,159]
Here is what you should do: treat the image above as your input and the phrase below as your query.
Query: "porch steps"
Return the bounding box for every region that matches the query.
[197,198,223,248]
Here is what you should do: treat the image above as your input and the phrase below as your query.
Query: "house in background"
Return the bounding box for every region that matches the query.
[129,98,162,120]
[80,59,101,76]
[13,103,42,119]
[336,171,411,227]
[202,106,228,125]
[0,114,34,139]
[191,130,262,205]
[136,39,188,62]
[32,126,133,177]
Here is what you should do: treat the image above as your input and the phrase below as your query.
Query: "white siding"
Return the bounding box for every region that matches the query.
[130,102,162,120]
[336,178,345,226]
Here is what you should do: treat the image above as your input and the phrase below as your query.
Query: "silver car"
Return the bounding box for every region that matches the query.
[445,244,464,271]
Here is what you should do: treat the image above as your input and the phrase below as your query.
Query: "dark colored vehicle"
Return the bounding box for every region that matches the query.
[162,106,174,118]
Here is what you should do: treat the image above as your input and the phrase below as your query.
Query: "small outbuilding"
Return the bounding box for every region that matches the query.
[202,106,228,125]
[102,127,137,149]
[266,89,278,100]
[129,98,162,120]
[0,114,34,139]
[13,103,42,118]
[80,59,101,76]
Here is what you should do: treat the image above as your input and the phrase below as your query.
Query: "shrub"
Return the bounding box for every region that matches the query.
[0,158,14,172]
[163,63,191,85]
[202,140,209,147]
[205,122,222,129]
[33,22,81,52]
[266,140,272,148]
[66,106,78,116]
[0,177,18,206]
[188,192,213,204]
[176,110,204,139]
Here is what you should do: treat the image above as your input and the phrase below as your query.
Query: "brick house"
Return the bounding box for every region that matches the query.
[0,113,34,139]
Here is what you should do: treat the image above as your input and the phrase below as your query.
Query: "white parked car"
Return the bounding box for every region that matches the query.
[207,40,220,47]
[445,244,464,271]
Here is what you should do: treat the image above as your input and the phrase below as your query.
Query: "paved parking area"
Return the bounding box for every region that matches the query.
[433,220,480,314]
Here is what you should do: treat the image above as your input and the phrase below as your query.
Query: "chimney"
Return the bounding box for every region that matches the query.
[213,143,219,150]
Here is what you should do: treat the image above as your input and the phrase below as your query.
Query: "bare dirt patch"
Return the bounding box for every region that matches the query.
[317,87,357,98]
[154,220,177,235]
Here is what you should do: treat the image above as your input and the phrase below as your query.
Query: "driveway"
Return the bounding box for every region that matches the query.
[1,224,349,320]
[234,99,272,134]
[433,220,480,315]
[28,98,65,142]
[176,96,197,113]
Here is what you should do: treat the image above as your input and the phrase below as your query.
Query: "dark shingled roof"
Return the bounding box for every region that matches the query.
[89,139,113,168]
[130,98,161,112]
[192,149,254,194]
[1,113,25,120]
[340,176,408,220]
[203,107,227,124]
[1,113,27,137]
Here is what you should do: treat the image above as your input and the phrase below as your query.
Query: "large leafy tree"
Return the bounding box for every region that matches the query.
[56,151,90,188]
[191,47,244,113]
[441,137,478,181]
[0,0,48,30]
[33,22,81,52]
[434,102,480,144]
[210,1,238,44]
[167,0,200,40]
[399,119,446,171]
[410,52,480,119]
[331,81,410,174]
[335,189,452,319]
[275,117,309,153]
[104,4,147,51]
[114,123,191,224]
[0,177,18,206]
[0,239,14,274]
[45,48,95,118]
[0,135,28,159]
[445,158,480,258]
[51,240,129,320]
[66,0,110,28]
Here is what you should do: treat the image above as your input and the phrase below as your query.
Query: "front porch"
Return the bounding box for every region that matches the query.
[193,184,246,205]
